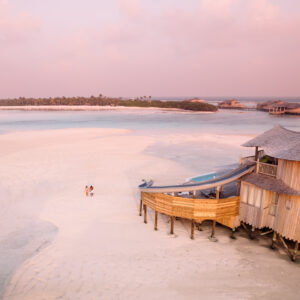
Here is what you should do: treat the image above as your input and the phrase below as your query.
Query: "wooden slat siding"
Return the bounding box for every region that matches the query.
[273,194,300,242]
[240,182,300,242]
[277,160,300,192]
[239,182,276,229]
[240,182,262,228]
[260,190,275,229]
[240,203,262,228]
[142,192,240,229]
[275,160,300,242]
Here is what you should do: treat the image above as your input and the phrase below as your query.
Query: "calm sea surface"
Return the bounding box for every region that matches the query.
[0,109,299,136]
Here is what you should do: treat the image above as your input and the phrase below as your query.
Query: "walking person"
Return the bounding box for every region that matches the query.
[89,185,94,197]
[85,185,89,197]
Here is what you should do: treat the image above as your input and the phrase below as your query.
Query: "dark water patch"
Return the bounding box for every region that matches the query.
[0,219,58,299]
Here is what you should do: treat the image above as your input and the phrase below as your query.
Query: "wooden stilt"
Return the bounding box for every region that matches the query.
[255,146,259,161]
[292,241,299,262]
[191,219,195,240]
[143,204,147,224]
[230,227,236,239]
[170,216,175,234]
[139,198,143,216]
[154,211,158,231]
[216,187,220,199]
[250,226,255,240]
[278,235,293,260]
[208,220,217,241]
[220,185,224,196]
[211,220,216,238]
[196,222,203,231]
[271,231,277,249]
[241,222,254,240]
[260,229,273,236]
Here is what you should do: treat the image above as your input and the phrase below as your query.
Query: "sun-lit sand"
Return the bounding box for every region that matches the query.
[0,128,299,300]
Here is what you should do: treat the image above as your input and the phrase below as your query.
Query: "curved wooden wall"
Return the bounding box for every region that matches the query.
[142,192,240,229]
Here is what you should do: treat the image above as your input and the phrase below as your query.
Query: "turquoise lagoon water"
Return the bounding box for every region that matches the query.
[0,109,299,135]
[0,108,299,174]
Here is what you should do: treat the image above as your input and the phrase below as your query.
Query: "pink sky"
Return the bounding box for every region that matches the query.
[1,0,300,98]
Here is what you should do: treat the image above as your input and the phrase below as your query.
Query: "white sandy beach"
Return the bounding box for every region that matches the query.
[0,128,299,300]
[0,105,158,111]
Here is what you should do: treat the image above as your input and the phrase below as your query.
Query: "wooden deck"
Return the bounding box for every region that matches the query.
[141,192,240,229]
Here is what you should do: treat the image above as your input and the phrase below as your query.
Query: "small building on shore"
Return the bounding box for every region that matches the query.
[257,100,285,111]
[138,125,300,260]
[285,102,300,115]
[218,99,246,109]
[240,125,300,260]
[184,98,206,103]
[257,100,300,115]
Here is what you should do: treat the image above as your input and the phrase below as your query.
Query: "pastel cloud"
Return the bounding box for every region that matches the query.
[0,1,40,45]
[119,0,142,20]
[0,0,299,98]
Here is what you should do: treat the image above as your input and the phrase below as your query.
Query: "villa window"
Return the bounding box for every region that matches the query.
[286,199,292,211]
[269,193,279,216]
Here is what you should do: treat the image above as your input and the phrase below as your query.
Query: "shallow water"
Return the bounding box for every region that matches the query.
[0,109,299,135]
[1,108,298,174]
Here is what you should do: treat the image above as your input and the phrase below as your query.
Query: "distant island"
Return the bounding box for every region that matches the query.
[1,96,299,115]
[0,96,218,112]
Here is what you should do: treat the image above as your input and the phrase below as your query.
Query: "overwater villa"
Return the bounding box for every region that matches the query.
[257,100,300,115]
[218,99,246,109]
[138,125,300,261]
[240,126,300,260]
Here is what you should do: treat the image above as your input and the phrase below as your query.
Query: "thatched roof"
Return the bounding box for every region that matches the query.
[286,102,300,109]
[272,102,300,109]
[256,100,285,110]
[242,125,300,161]
[243,173,300,196]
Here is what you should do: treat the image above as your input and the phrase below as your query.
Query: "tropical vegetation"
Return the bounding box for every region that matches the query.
[0,96,218,112]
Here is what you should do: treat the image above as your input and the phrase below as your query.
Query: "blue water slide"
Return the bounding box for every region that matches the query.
[139,163,255,193]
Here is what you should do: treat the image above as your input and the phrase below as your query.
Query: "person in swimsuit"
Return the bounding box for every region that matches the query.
[85,185,89,197]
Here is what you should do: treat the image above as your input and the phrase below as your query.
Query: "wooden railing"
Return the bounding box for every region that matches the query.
[257,162,277,177]
[240,150,264,165]
[141,192,240,229]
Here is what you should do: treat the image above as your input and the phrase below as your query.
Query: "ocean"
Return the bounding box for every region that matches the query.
[0,108,299,135]
[0,108,299,174]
